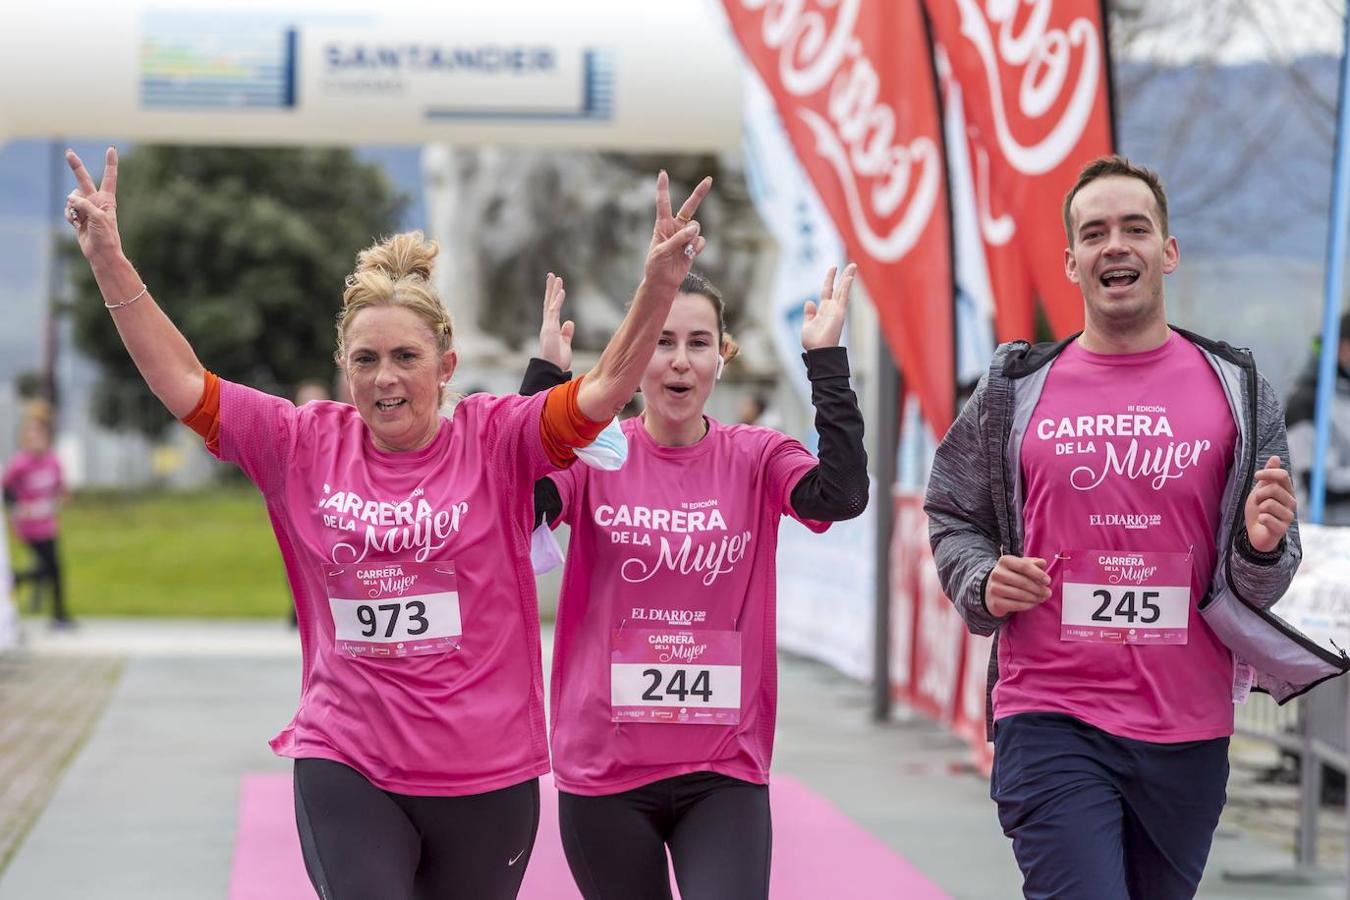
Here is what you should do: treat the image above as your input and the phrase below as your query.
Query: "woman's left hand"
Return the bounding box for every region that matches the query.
[801,263,857,351]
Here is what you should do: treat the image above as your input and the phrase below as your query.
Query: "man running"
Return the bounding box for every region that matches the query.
[925,155,1347,899]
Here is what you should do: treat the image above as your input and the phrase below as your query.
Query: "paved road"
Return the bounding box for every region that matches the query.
[0,618,1343,899]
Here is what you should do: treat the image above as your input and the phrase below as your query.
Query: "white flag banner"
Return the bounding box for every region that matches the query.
[740,71,846,408]
[939,50,998,388]
[741,72,873,675]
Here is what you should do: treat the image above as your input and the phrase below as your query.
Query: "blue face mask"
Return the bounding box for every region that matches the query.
[574,417,628,471]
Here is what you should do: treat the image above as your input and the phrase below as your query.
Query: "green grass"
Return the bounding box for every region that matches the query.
[8,486,291,618]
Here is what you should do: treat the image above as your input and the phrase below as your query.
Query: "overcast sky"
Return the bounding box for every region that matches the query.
[1117,0,1344,65]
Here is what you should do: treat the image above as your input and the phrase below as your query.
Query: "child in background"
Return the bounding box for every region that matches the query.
[3,405,71,627]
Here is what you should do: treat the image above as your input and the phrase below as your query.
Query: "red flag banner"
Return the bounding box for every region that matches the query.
[722,0,956,430]
[924,0,1115,339]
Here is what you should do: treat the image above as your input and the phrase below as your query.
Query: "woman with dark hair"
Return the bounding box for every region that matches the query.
[523,265,869,899]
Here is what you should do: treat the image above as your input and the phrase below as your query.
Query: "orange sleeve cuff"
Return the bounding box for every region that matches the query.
[540,375,611,468]
[180,371,221,455]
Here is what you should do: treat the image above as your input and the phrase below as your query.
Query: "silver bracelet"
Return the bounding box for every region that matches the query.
[105,284,148,310]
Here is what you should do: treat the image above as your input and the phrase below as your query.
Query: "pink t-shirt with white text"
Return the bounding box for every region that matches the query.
[995,332,1238,742]
[547,416,826,795]
[217,381,554,795]
[3,451,63,543]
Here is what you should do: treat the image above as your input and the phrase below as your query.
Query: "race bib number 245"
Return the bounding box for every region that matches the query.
[1060,550,1191,645]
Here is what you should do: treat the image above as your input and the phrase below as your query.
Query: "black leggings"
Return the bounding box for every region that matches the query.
[293,758,540,900]
[15,537,66,621]
[558,771,772,900]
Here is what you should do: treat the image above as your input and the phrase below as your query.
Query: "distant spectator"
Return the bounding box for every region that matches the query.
[1286,312,1350,524]
[2,405,72,627]
[737,391,783,431]
[293,379,331,406]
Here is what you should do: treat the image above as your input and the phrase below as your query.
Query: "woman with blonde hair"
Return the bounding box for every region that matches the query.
[65,146,710,899]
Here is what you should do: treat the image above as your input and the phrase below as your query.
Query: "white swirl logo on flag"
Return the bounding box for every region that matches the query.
[972,139,1016,246]
[743,0,940,263]
[954,0,1100,175]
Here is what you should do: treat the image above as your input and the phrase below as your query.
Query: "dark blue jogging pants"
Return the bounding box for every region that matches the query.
[992,712,1229,900]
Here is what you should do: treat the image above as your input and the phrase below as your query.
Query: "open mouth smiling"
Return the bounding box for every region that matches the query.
[1099,267,1140,288]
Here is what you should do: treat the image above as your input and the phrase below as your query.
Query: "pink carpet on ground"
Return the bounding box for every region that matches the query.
[227,773,312,900]
[229,772,949,900]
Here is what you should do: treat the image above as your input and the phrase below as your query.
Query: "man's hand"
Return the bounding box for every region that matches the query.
[985,555,1053,617]
[1245,455,1297,553]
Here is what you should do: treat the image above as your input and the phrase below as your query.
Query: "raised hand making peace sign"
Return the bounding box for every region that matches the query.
[65,147,124,264]
[643,170,712,291]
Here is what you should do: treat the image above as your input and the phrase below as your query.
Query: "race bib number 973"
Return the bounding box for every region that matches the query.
[1060,550,1191,645]
[325,561,461,658]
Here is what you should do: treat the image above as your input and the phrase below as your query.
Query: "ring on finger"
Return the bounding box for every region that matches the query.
[675,213,691,224]
[683,243,696,258]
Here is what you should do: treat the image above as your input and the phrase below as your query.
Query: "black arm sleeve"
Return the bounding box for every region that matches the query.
[521,358,571,528]
[788,347,869,522]
[534,479,563,529]
[520,357,571,397]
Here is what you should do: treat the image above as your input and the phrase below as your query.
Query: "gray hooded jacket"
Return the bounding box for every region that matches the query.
[925,328,1349,738]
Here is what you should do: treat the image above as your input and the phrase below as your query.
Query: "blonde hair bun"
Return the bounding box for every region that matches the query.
[336,231,453,364]
[355,231,438,283]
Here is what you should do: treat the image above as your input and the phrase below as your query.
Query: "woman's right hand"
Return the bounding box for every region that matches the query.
[65,147,124,264]
[539,273,575,371]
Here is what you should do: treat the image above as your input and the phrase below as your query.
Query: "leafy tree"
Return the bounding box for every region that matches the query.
[67,146,406,435]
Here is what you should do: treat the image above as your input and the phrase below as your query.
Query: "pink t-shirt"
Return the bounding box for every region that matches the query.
[546,415,826,796]
[994,332,1238,742]
[3,451,63,543]
[217,380,555,795]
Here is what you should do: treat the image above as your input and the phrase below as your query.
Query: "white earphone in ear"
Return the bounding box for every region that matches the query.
[715,355,725,381]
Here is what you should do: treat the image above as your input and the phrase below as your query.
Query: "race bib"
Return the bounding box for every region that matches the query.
[611,628,741,725]
[325,560,461,658]
[1233,658,1256,704]
[1061,550,1191,645]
